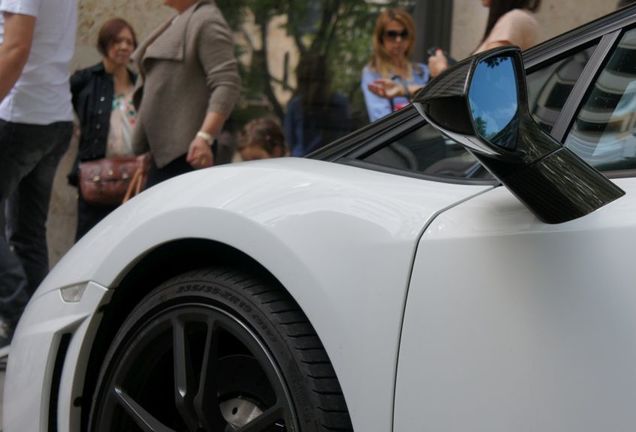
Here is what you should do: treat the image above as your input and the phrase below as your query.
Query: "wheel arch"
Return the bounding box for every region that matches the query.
[79,238,317,430]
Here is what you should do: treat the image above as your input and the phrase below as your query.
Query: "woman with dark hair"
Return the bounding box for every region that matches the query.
[361,8,430,121]
[68,17,138,240]
[429,0,541,77]
[284,54,352,156]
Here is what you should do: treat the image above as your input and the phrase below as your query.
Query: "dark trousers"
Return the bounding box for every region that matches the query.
[76,194,117,241]
[0,120,72,325]
[145,154,194,189]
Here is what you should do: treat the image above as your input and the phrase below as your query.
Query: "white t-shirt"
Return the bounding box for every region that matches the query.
[0,0,76,124]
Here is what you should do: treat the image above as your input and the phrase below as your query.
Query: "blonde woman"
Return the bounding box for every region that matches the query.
[371,0,540,100]
[361,8,430,122]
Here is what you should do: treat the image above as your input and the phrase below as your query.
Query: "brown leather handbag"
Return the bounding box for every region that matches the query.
[78,154,150,206]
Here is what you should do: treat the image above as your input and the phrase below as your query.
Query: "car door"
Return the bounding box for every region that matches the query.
[395,25,636,432]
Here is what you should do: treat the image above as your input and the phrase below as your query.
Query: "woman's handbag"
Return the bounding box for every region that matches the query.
[78,154,150,206]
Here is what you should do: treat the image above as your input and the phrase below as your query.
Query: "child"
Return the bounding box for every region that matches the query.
[239,117,288,161]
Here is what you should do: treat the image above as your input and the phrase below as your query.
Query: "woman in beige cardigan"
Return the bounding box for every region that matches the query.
[132,0,240,187]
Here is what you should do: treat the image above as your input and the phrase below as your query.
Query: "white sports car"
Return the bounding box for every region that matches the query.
[6,6,636,432]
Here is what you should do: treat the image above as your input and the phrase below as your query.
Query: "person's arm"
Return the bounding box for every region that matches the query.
[187,14,241,169]
[186,111,227,168]
[475,10,538,53]
[69,68,91,114]
[368,79,423,99]
[476,40,509,53]
[428,49,449,79]
[361,67,393,122]
[0,12,36,102]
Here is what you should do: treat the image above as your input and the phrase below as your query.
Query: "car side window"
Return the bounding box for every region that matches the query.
[564,28,636,172]
[360,123,489,180]
[356,44,598,181]
[527,44,598,132]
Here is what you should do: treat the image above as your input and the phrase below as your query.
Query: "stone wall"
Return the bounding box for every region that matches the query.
[451,0,616,59]
[74,1,172,69]
[47,0,622,267]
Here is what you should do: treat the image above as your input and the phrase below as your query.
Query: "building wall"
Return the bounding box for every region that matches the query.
[47,0,621,266]
[451,0,615,59]
[74,0,172,69]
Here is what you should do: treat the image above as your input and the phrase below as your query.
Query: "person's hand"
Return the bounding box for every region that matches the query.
[428,49,449,78]
[186,136,214,169]
[368,79,404,99]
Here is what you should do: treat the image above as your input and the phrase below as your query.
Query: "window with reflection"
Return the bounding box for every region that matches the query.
[357,42,600,181]
[527,44,598,132]
[360,123,490,180]
[565,28,636,172]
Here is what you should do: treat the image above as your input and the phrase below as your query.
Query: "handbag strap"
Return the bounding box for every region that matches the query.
[123,166,143,203]
[122,153,151,203]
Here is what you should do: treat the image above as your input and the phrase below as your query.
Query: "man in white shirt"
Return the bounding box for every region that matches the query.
[0,0,77,346]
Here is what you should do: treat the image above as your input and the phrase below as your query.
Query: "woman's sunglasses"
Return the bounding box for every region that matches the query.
[384,29,409,41]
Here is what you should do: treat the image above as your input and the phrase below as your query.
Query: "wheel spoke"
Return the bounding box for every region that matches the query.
[194,320,227,429]
[113,387,177,432]
[172,318,199,430]
[236,404,286,432]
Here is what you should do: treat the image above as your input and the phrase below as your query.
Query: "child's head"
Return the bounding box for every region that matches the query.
[239,117,287,161]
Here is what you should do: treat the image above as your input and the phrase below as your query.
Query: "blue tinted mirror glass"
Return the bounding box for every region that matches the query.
[468,55,519,149]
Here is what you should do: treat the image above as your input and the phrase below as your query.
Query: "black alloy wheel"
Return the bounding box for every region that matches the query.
[89,267,353,432]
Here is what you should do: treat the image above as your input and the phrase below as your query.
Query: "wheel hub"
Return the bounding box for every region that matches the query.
[220,397,263,429]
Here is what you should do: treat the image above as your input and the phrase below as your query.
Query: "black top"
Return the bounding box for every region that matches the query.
[68,62,137,185]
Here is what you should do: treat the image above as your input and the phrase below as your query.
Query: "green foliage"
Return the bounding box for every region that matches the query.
[474,116,488,137]
[218,0,415,127]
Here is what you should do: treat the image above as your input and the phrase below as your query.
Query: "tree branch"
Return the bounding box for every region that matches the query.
[256,17,284,121]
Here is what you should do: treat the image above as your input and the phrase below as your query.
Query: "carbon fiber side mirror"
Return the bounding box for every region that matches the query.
[414,47,624,223]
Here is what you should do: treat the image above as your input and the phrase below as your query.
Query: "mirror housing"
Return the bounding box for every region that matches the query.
[413,47,624,224]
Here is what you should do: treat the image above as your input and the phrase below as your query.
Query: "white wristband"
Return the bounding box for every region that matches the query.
[196,131,214,145]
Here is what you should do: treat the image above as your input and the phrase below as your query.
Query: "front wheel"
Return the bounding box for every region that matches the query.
[89,267,352,431]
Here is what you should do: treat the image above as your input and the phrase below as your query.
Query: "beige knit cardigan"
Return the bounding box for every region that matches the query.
[132,0,240,168]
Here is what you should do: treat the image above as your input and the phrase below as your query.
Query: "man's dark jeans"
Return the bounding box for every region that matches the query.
[0,119,72,328]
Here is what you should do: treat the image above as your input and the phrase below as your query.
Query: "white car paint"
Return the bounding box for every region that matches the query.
[5,282,108,431]
[395,177,636,432]
[4,157,492,432]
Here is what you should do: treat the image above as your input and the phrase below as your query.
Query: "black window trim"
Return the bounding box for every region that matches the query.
[550,29,622,142]
[556,25,636,179]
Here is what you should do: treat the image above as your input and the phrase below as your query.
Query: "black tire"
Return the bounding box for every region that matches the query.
[88,267,353,432]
